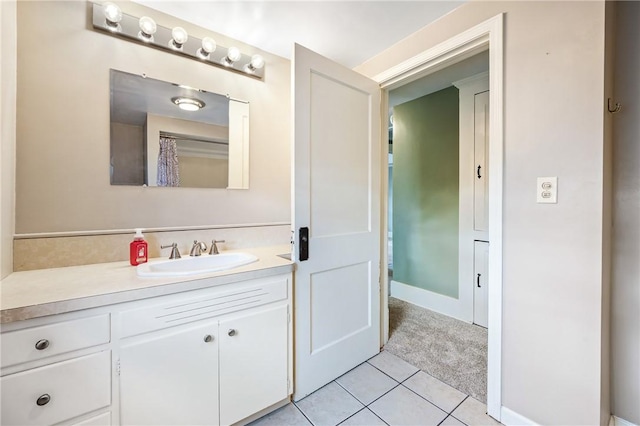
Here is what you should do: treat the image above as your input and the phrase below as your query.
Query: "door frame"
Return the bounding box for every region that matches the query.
[372,14,504,420]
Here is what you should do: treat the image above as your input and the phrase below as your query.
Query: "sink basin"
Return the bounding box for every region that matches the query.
[137,253,258,277]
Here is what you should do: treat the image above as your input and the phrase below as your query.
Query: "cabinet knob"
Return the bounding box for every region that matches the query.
[227,329,236,337]
[36,394,51,406]
[35,339,50,351]
[203,334,214,343]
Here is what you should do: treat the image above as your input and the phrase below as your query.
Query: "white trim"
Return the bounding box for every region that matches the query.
[14,222,291,239]
[501,406,539,426]
[391,280,472,323]
[612,416,639,426]
[374,13,504,420]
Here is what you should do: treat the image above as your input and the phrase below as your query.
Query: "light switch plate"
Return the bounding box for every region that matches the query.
[537,177,558,203]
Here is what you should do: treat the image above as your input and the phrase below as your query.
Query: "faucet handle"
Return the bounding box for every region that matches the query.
[160,243,181,259]
[210,240,226,255]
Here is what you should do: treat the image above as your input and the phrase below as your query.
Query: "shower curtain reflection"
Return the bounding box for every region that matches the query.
[157,136,180,187]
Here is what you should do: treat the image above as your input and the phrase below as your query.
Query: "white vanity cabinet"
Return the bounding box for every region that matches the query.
[116,272,293,426]
[0,268,293,426]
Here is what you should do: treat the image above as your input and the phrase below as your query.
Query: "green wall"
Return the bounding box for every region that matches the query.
[392,86,459,298]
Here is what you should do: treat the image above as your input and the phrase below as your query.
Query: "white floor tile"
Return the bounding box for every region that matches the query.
[440,415,467,426]
[367,351,419,382]
[339,408,387,426]
[336,362,398,405]
[404,371,467,413]
[295,382,364,426]
[369,385,448,426]
[451,397,501,426]
[249,403,312,426]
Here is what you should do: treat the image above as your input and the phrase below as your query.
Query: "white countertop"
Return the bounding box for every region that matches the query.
[0,245,294,323]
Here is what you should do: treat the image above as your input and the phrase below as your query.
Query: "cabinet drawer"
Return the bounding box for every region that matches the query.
[120,275,289,338]
[1,314,110,368]
[0,351,111,426]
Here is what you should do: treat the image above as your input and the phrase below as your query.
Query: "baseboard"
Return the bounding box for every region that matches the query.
[390,280,473,323]
[500,406,539,426]
[612,415,639,426]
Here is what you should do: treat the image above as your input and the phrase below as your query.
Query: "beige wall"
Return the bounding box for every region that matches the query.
[15,1,290,234]
[111,122,144,185]
[611,2,640,424]
[1,0,17,279]
[178,156,228,189]
[356,2,610,424]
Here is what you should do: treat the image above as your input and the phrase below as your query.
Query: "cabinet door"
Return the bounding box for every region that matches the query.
[119,321,219,426]
[219,305,288,425]
[473,241,490,328]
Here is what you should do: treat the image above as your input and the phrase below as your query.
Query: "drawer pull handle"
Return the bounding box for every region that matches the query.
[36,394,51,406]
[227,329,236,337]
[35,339,50,351]
[203,334,214,343]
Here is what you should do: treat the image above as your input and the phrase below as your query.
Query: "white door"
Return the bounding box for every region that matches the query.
[473,240,489,328]
[293,44,381,400]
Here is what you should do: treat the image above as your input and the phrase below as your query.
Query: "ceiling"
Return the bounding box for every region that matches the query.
[133,1,465,68]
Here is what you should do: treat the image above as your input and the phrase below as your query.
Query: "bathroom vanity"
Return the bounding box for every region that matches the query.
[0,246,293,426]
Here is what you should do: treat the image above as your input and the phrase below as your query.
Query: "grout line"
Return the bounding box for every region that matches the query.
[450,395,469,415]
[363,382,400,407]
[333,379,368,408]
[365,359,407,384]
[336,407,367,426]
[292,400,316,426]
[399,382,450,416]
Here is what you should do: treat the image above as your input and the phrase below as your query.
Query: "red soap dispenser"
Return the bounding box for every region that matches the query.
[130,228,148,266]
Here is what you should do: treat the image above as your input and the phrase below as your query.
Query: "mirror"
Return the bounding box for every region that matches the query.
[109,69,249,189]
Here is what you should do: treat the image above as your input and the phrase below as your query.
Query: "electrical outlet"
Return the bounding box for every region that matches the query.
[537,177,558,203]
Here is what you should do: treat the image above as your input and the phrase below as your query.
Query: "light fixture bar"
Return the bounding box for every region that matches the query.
[91,2,265,80]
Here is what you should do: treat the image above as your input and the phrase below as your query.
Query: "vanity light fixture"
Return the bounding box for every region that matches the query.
[222,47,242,67]
[169,26,188,50]
[244,54,265,74]
[171,97,205,112]
[92,2,265,79]
[102,2,122,31]
[138,16,157,42]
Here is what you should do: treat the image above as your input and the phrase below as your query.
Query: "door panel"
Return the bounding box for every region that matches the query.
[310,262,371,353]
[310,72,371,237]
[473,240,489,328]
[293,44,381,400]
[474,91,490,234]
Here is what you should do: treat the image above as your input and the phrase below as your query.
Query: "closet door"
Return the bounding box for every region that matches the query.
[474,91,490,238]
[473,241,489,328]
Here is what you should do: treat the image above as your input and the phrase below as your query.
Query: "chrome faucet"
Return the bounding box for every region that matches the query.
[190,240,207,257]
[209,240,226,255]
[160,243,181,259]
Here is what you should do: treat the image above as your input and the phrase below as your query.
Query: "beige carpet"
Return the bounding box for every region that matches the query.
[384,297,488,402]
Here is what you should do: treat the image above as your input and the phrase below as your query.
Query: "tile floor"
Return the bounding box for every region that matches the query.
[250,351,501,426]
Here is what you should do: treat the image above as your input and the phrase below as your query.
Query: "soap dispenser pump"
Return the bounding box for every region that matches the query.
[130,228,148,266]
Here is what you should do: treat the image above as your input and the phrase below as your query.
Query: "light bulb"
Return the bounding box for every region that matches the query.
[198,37,216,58]
[170,27,188,49]
[103,2,122,29]
[250,54,265,69]
[227,47,241,62]
[244,54,265,74]
[138,16,157,41]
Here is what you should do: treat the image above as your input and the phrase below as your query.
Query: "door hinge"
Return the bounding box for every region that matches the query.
[287,306,291,324]
[116,359,121,376]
